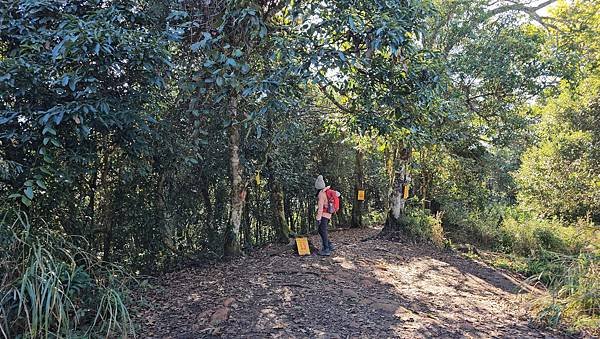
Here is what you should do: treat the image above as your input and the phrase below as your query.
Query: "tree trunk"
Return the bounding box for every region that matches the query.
[103,221,113,261]
[284,192,294,233]
[224,96,245,258]
[87,162,98,237]
[383,143,398,212]
[267,160,289,243]
[199,173,213,227]
[158,173,177,251]
[99,148,113,261]
[213,182,226,230]
[381,146,411,235]
[304,198,311,235]
[242,186,252,249]
[253,197,259,246]
[351,148,365,228]
[253,187,260,245]
[256,183,264,244]
[421,169,432,210]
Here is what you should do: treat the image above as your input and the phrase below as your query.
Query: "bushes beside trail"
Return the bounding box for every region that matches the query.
[529,251,599,332]
[0,213,134,338]
[443,206,596,255]
[396,204,598,333]
[388,207,446,248]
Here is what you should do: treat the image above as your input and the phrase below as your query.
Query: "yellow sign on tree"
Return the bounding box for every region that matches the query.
[295,237,310,256]
[357,190,365,201]
[403,185,410,199]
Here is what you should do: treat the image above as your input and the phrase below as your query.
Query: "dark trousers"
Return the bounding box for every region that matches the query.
[318,217,330,250]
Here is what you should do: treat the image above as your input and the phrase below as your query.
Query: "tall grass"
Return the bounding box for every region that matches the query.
[0,212,134,338]
[498,215,599,333]
[446,206,599,333]
[443,204,506,249]
[529,251,599,332]
[500,212,595,256]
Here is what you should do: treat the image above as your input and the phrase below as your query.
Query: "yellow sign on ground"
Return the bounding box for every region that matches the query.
[403,185,410,199]
[357,190,365,201]
[295,237,310,256]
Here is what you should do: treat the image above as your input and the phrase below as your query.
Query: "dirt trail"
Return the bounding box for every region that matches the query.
[134,227,569,338]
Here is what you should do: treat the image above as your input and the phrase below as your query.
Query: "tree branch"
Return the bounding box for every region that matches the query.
[487,0,561,31]
[318,84,355,114]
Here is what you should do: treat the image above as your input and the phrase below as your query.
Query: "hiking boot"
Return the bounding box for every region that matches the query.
[328,242,335,251]
[318,248,331,256]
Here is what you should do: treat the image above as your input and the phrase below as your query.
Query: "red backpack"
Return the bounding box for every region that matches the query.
[323,188,340,214]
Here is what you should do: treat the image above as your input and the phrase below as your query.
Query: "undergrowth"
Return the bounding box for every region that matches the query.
[528,251,599,332]
[445,206,599,334]
[393,207,445,247]
[0,212,134,338]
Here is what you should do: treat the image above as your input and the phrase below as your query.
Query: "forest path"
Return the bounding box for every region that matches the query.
[134,227,568,338]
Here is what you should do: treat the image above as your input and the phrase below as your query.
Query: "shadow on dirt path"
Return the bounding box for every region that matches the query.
[134,227,570,338]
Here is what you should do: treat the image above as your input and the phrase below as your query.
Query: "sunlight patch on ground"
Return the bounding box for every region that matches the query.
[331,255,356,269]
[187,292,202,302]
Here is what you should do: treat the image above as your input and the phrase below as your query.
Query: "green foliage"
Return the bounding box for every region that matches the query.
[490,254,529,274]
[0,0,169,203]
[546,0,600,81]
[444,205,506,249]
[392,207,445,247]
[459,208,599,332]
[501,213,570,256]
[0,213,133,337]
[516,76,600,222]
[529,252,599,332]
[449,205,597,256]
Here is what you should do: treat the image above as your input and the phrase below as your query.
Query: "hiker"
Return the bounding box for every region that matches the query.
[314,175,337,256]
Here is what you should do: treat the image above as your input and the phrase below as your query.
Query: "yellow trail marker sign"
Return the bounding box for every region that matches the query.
[357,190,365,201]
[403,185,410,199]
[296,237,310,256]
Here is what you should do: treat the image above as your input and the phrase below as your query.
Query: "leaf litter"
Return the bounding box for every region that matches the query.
[133,227,571,338]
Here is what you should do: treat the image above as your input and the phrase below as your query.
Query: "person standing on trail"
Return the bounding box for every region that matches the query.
[314,175,335,256]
